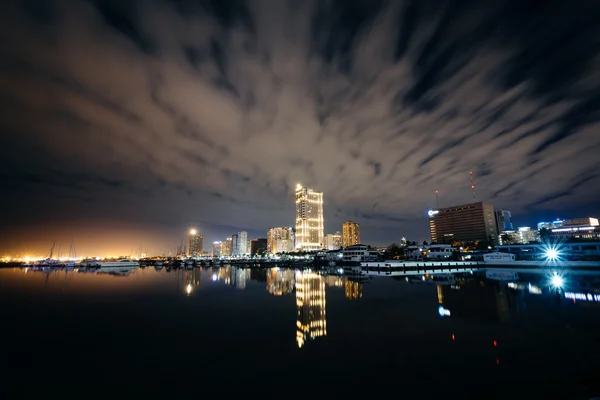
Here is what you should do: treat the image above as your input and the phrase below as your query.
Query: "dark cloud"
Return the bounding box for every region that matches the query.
[1,0,600,255]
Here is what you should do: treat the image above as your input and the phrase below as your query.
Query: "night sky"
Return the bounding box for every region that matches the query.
[1,0,600,256]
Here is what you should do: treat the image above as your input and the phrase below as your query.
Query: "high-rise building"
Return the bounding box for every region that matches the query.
[221,237,232,257]
[237,231,248,256]
[517,227,536,244]
[495,209,513,235]
[231,234,238,256]
[250,238,268,256]
[342,221,360,248]
[212,241,221,257]
[295,184,324,251]
[267,227,293,254]
[428,201,498,244]
[323,232,342,250]
[187,229,203,256]
[295,271,327,348]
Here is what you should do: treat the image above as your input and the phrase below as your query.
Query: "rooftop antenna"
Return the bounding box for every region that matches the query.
[435,190,440,209]
[470,171,475,201]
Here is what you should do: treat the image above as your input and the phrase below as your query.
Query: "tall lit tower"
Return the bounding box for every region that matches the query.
[187,228,203,257]
[342,221,360,248]
[294,184,324,251]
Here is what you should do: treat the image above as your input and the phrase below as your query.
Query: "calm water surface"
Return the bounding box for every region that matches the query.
[1,265,600,398]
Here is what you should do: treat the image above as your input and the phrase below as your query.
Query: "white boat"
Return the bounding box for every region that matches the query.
[99,259,139,267]
[483,252,515,263]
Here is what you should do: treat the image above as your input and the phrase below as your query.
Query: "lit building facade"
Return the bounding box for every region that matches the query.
[188,229,203,256]
[517,227,536,244]
[295,184,324,251]
[342,221,360,248]
[231,234,238,256]
[537,219,564,231]
[212,241,221,257]
[295,271,327,348]
[236,231,248,256]
[221,237,232,257]
[428,202,498,245]
[267,227,293,254]
[324,232,342,250]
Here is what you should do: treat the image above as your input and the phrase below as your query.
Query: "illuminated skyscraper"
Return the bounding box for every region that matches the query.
[220,237,232,257]
[267,227,293,254]
[324,232,342,250]
[188,229,203,256]
[237,231,248,256]
[342,221,360,248]
[295,271,327,348]
[295,184,324,251]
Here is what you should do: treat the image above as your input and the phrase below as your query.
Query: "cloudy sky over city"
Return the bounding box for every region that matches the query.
[1,0,599,255]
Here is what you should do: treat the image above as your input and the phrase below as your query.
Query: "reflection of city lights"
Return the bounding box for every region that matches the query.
[551,273,563,288]
[186,284,192,295]
[212,273,217,282]
[438,306,451,317]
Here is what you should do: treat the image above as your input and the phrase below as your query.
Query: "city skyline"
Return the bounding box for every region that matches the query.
[1,1,600,255]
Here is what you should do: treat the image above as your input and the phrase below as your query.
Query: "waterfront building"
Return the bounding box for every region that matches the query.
[499,230,520,245]
[342,221,360,248]
[428,201,498,245]
[237,231,248,256]
[517,227,536,243]
[323,232,342,250]
[267,227,293,254]
[548,218,600,241]
[250,238,267,256]
[495,209,513,235]
[294,184,324,251]
[221,237,232,257]
[537,219,564,231]
[296,271,327,348]
[187,229,203,257]
[212,241,221,257]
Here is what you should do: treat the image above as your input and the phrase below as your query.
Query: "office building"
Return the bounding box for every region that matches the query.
[495,209,513,234]
[295,271,327,348]
[237,231,248,256]
[428,201,498,244]
[267,227,293,254]
[517,227,536,244]
[537,219,564,231]
[187,229,203,256]
[221,237,232,257]
[295,184,324,251]
[342,221,360,248]
[250,238,268,256]
[212,241,221,257]
[323,232,342,250]
[548,217,600,241]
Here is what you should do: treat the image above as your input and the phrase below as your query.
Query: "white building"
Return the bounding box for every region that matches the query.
[294,184,324,251]
[323,232,342,250]
[267,227,293,254]
[236,231,248,256]
[517,227,536,244]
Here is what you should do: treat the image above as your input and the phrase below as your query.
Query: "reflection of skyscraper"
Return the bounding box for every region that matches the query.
[267,268,295,295]
[235,268,248,290]
[344,280,363,300]
[296,271,327,348]
[295,184,324,251]
[439,280,512,322]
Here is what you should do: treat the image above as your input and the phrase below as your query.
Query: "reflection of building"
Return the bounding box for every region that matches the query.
[324,232,342,250]
[344,280,362,300]
[324,275,344,288]
[296,271,327,348]
[184,268,202,295]
[188,230,203,256]
[429,201,498,245]
[439,280,512,322]
[267,227,293,254]
[342,221,360,248]
[267,268,295,295]
[230,267,248,290]
[250,238,268,256]
[295,184,324,251]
